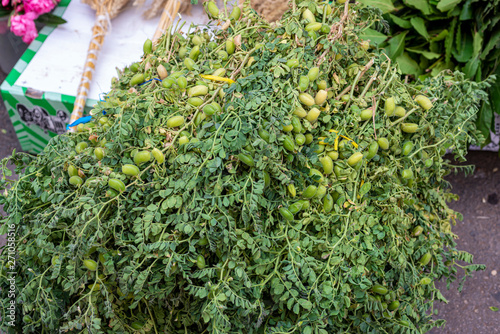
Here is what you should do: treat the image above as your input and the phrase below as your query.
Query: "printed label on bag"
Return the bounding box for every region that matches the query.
[17,104,69,135]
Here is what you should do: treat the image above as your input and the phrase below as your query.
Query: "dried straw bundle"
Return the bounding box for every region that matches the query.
[140,0,192,20]
[152,0,185,42]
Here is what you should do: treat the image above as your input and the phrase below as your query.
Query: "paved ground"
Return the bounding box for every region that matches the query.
[0,62,499,334]
[428,151,500,334]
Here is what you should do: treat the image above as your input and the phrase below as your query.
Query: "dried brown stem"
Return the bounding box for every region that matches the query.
[360,68,379,98]
[371,96,377,140]
[230,47,257,81]
[165,27,179,63]
[335,85,352,100]
[317,1,349,66]
[153,0,182,42]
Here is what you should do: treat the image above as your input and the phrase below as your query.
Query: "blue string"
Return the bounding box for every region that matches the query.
[139,78,162,86]
[66,116,93,130]
[98,92,107,102]
[67,78,161,130]
[66,106,107,130]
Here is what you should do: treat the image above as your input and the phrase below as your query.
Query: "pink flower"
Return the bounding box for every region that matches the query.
[2,0,10,7]
[23,0,56,16]
[10,13,38,43]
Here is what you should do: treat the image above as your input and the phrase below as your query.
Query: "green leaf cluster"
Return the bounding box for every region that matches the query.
[359,0,500,147]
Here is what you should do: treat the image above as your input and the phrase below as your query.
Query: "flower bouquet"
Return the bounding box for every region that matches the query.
[1,0,66,43]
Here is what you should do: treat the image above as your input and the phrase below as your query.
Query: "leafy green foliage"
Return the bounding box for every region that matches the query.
[0,0,487,333]
[360,0,500,146]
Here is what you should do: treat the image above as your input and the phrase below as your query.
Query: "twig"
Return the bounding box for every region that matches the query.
[295,34,303,47]
[378,68,398,97]
[317,1,349,66]
[349,58,375,99]
[371,96,377,140]
[389,108,418,128]
[166,21,185,63]
[153,0,181,42]
[335,85,352,100]
[379,53,392,84]
[230,47,257,81]
[360,68,379,98]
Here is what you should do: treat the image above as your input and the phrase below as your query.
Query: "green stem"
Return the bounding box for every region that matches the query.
[388,108,418,127]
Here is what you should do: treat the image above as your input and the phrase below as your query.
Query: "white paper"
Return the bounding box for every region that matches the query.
[15,0,209,101]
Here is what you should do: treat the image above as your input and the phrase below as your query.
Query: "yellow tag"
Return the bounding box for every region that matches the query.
[200,74,235,84]
[328,130,358,149]
[339,135,359,148]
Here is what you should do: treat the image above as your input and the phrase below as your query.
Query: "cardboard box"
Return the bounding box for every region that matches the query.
[1,0,207,153]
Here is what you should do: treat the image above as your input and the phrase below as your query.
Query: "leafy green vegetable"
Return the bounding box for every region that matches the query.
[359,28,388,46]
[396,52,421,75]
[388,31,407,58]
[410,16,429,40]
[360,0,500,148]
[358,0,395,13]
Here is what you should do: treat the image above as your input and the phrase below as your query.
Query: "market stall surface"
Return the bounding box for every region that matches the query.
[1,70,499,332]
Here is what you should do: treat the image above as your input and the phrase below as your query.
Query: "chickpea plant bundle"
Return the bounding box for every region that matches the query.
[0,0,490,333]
